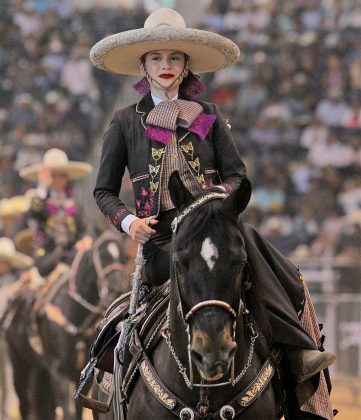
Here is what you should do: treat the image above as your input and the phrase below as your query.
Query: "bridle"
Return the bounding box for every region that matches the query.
[168,192,258,389]
[68,230,126,315]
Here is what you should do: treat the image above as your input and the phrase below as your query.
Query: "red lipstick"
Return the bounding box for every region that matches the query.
[159,74,174,79]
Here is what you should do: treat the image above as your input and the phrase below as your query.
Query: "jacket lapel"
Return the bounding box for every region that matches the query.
[136,92,154,118]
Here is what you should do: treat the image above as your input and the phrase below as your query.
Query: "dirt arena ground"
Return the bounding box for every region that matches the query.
[330,375,361,420]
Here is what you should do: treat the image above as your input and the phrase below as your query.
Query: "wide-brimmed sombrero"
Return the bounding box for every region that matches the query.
[0,195,31,217]
[19,148,92,182]
[90,8,240,75]
[0,237,33,269]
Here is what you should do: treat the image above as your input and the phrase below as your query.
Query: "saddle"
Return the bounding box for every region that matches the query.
[74,281,170,412]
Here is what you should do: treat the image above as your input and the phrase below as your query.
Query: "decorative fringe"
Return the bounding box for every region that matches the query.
[133,77,150,96]
[145,125,173,144]
[180,71,206,100]
[188,113,217,140]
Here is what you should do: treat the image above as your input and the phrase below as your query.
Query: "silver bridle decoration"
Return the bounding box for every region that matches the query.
[171,192,228,233]
[179,407,194,420]
[185,300,237,322]
[220,405,236,419]
[163,316,258,389]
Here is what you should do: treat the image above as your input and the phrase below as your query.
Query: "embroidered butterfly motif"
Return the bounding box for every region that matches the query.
[152,148,165,161]
[189,158,200,170]
[180,142,194,155]
[149,164,160,177]
[150,181,159,193]
[140,186,148,197]
[196,174,205,185]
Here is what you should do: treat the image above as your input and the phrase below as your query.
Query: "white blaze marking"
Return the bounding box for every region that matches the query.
[107,242,120,260]
[201,237,219,271]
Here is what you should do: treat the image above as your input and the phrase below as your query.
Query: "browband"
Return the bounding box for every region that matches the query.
[171,192,228,233]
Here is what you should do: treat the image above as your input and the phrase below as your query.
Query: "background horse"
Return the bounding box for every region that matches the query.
[123,174,281,419]
[4,229,131,420]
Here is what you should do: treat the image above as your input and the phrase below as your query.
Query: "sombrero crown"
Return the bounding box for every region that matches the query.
[19,148,92,182]
[90,8,240,75]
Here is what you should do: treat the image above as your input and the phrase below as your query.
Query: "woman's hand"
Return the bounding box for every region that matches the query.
[130,218,158,244]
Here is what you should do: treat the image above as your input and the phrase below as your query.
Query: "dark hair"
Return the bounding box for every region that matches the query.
[140,51,189,67]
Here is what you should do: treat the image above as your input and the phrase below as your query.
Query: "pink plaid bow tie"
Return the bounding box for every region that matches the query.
[144,99,217,145]
[146,99,203,130]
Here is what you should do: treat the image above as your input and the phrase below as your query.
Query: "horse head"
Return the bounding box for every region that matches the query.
[73,230,130,312]
[168,172,252,383]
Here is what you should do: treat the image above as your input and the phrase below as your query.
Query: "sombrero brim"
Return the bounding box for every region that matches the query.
[0,252,33,269]
[19,162,92,182]
[0,196,30,217]
[90,27,240,75]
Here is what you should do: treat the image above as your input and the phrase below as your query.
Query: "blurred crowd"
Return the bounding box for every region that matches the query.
[0,0,360,265]
[0,0,146,198]
[201,0,360,264]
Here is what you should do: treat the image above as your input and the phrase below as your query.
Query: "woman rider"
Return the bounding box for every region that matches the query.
[91,8,335,416]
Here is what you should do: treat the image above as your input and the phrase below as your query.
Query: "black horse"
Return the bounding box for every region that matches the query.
[5,229,131,420]
[121,173,281,419]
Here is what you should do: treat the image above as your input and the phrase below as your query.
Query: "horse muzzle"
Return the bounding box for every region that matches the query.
[190,331,237,381]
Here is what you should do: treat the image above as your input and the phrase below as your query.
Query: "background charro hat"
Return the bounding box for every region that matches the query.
[0,237,33,269]
[0,194,31,217]
[19,148,93,182]
[90,8,240,75]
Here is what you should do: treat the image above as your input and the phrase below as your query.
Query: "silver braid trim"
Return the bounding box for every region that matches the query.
[171,192,228,233]
[163,322,258,388]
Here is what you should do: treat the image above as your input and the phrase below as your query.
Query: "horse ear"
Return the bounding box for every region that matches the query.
[169,171,194,212]
[222,178,252,216]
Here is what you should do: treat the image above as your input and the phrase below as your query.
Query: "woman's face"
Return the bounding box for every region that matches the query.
[144,49,186,89]
[52,171,69,192]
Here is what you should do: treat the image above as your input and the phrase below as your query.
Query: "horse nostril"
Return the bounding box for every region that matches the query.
[190,349,203,365]
[214,361,226,370]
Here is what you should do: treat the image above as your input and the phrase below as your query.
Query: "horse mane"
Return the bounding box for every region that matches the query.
[238,219,272,351]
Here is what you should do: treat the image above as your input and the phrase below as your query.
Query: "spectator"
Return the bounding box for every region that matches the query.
[315,88,348,127]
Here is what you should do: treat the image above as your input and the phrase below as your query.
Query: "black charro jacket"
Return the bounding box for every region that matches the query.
[94,93,247,232]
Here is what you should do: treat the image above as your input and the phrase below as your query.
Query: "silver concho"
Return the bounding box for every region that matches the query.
[179,407,194,420]
[220,405,235,419]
